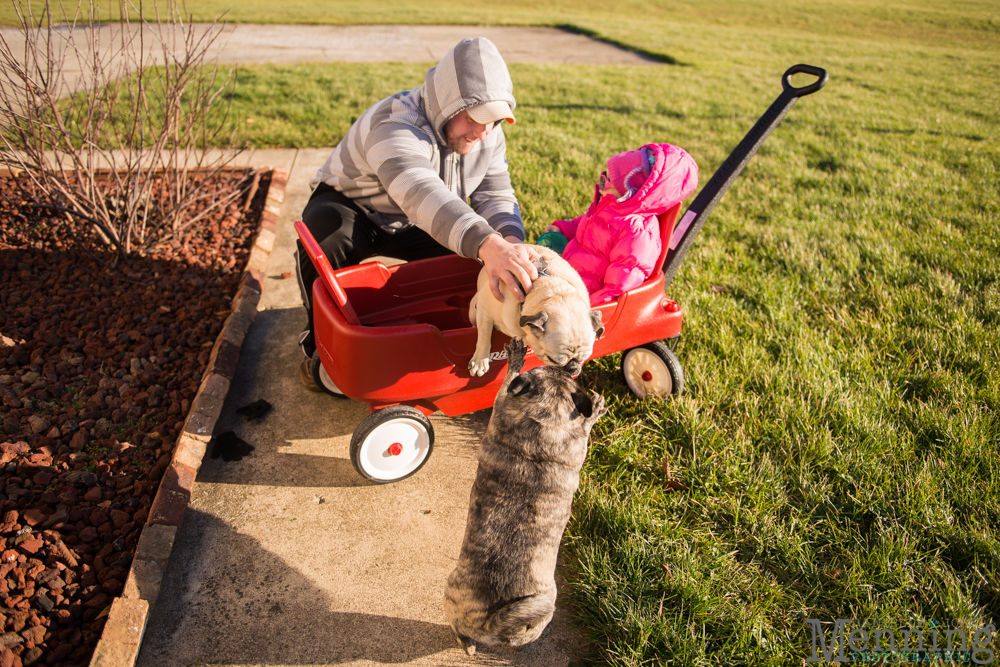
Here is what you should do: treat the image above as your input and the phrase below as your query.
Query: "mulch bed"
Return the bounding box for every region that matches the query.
[0,170,270,667]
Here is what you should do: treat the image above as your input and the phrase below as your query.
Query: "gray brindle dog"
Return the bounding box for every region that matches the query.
[444,339,607,655]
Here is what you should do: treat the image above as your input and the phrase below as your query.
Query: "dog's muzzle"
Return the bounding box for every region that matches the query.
[562,360,583,376]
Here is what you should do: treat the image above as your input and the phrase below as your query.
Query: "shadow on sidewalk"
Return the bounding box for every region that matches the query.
[193,306,491,490]
[136,508,459,665]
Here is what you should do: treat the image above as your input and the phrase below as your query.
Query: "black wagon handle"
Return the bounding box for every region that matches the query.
[783,64,829,97]
[661,64,829,289]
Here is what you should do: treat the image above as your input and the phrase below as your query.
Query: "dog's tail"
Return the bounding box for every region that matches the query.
[486,594,555,646]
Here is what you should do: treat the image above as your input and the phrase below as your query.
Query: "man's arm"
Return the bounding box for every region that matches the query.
[469,128,524,241]
[367,121,499,259]
[467,128,536,301]
[367,120,536,301]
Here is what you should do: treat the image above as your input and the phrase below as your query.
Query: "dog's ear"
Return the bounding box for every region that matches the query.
[508,374,532,397]
[519,311,548,335]
[571,390,594,418]
[590,310,605,339]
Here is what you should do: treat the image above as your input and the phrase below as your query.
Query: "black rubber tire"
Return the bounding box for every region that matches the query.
[350,406,435,484]
[620,341,684,398]
[310,351,347,399]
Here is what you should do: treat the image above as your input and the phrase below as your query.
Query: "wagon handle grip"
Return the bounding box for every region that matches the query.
[661,64,828,288]
[783,64,829,97]
[294,220,361,325]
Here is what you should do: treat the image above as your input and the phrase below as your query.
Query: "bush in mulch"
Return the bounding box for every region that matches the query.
[0,170,269,667]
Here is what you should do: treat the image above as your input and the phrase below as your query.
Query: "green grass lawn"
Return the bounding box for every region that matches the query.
[11,0,999,664]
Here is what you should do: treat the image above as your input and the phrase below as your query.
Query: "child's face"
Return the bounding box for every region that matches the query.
[598,170,620,198]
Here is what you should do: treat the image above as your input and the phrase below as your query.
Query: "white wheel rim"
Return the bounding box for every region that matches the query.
[358,418,431,480]
[318,362,343,395]
[624,349,672,398]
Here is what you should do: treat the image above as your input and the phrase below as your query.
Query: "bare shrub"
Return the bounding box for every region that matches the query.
[0,0,247,258]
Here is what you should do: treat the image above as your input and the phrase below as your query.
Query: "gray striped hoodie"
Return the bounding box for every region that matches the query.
[310,37,524,259]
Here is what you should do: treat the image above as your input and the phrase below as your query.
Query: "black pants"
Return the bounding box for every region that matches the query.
[295,183,453,357]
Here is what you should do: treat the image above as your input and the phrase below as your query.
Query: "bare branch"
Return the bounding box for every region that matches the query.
[27,202,123,254]
[0,0,247,259]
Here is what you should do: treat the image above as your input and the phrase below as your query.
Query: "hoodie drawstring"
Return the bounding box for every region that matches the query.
[439,150,466,201]
[459,156,466,201]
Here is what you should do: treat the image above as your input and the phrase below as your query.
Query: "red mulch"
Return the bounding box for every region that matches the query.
[0,170,270,667]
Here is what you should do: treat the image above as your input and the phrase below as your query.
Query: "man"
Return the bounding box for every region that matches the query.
[295,37,538,392]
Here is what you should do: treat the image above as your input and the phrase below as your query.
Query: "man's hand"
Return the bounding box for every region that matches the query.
[477,234,539,303]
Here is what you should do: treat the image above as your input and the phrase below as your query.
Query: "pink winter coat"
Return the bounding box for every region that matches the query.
[555,143,698,306]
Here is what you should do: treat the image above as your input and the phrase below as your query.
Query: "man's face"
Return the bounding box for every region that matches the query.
[444,111,497,155]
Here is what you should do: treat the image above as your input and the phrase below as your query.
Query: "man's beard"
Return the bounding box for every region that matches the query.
[446,132,474,155]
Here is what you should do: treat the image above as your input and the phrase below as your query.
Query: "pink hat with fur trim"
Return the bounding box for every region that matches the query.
[606,146,655,198]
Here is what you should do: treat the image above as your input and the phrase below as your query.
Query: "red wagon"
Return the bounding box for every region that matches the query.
[296,64,828,483]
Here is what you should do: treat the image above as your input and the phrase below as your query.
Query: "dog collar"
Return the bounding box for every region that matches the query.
[516,258,550,314]
[532,258,550,283]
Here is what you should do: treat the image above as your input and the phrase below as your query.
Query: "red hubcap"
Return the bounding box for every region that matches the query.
[388,442,403,456]
[641,371,653,382]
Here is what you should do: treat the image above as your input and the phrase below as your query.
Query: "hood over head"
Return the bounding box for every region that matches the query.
[606,147,654,199]
[421,37,517,146]
[600,143,699,215]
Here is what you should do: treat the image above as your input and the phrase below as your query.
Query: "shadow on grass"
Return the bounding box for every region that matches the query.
[554,23,686,66]
[864,126,986,142]
[519,102,636,114]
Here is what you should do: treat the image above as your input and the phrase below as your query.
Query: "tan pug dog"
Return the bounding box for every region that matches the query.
[445,339,607,655]
[468,245,604,377]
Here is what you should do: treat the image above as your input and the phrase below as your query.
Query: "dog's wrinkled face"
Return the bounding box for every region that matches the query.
[504,365,599,428]
[519,308,603,376]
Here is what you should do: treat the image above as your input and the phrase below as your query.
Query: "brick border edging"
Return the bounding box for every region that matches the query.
[88,167,288,666]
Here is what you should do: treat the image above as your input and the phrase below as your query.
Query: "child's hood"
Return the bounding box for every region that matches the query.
[602,143,699,216]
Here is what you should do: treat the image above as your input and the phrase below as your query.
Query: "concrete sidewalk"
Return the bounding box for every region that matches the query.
[128,25,656,666]
[0,23,655,98]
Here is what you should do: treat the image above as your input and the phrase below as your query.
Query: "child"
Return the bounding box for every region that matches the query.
[545,143,698,306]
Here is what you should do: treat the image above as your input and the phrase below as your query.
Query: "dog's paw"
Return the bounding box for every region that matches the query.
[469,356,490,377]
[505,339,527,371]
[457,634,477,656]
[591,393,608,420]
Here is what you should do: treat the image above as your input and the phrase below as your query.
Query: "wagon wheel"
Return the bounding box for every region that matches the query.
[621,342,684,398]
[350,406,435,483]
[310,351,347,399]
